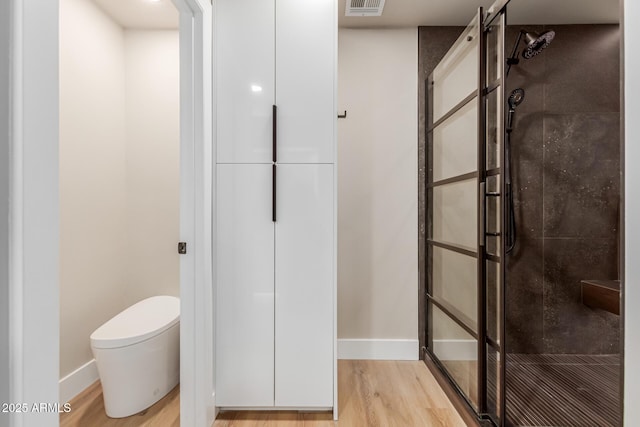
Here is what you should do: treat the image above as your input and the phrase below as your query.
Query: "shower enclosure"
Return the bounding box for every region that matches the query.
[422,1,622,426]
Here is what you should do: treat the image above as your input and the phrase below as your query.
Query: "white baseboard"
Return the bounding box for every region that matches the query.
[432,339,477,361]
[337,339,419,360]
[59,359,99,404]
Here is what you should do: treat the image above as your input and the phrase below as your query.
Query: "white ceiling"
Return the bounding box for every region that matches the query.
[91,0,178,30]
[338,0,620,28]
[91,0,620,31]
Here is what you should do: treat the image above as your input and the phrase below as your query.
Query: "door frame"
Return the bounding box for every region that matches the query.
[6,0,215,426]
[173,0,216,425]
[8,1,60,425]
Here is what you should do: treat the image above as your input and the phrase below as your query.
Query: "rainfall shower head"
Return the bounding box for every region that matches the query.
[522,30,555,59]
[508,88,525,110]
[506,28,556,76]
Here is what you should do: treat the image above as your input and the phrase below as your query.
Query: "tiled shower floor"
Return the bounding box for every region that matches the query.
[505,354,620,427]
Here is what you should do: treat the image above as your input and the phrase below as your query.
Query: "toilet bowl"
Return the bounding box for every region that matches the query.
[90,295,180,418]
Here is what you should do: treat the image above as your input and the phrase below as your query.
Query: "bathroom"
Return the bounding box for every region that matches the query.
[1,0,636,426]
[57,0,182,416]
[60,0,623,425]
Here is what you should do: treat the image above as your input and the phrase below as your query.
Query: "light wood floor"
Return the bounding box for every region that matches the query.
[61,360,466,427]
[60,381,180,427]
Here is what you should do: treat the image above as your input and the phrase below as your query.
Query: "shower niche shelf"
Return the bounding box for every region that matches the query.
[581,279,621,315]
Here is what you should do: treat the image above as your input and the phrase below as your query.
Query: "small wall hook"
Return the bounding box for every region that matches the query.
[338,111,347,119]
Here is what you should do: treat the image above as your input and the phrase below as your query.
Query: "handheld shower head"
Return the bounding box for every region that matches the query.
[522,30,555,59]
[505,88,526,253]
[507,88,525,132]
[508,88,525,110]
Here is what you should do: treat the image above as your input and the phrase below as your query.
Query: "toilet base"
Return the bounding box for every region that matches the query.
[93,323,180,418]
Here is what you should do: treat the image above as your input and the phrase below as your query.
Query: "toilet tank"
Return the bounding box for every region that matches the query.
[91,295,180,349]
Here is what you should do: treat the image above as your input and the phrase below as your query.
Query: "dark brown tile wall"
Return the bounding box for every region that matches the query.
[419,25,621,356]
[505,24,621,354]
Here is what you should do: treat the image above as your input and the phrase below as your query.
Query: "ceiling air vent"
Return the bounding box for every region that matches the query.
[345,0,386,17]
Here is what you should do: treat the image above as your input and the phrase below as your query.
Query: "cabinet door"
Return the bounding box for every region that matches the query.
[216,164,275,406]
[276,0,336,164]
[216,0,275,164]
[275,164,334,407]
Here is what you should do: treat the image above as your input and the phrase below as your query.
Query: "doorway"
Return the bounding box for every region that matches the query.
[58,0,181,406]
[5,0,213,425]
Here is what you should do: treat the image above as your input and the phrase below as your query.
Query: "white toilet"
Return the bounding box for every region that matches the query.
[90,295,180,418]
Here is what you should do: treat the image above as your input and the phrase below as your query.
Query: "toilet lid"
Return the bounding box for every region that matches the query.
[90,296,180,349]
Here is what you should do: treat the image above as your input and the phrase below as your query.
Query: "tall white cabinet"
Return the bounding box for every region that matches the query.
[214,0,336,411]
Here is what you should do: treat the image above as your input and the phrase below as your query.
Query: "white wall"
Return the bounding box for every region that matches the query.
[59,0,179,389]
[124,30,180,303]
[624,0,640,424]
[337,28,418,359]
[0,1,11,423]
[59,0,128,378]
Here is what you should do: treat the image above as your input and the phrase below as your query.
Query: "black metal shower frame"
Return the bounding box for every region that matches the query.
[423,2,509,426]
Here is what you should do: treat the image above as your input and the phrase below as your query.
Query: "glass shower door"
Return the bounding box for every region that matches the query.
[426,9,482,411]
[426,5,507,426]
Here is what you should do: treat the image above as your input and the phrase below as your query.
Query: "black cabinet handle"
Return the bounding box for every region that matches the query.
[272,164,276,222]
[272,105,277,163]
[479,181,485,247]
[272,105,277,222]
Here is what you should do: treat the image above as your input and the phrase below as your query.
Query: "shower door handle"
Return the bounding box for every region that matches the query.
[479,181,485,247]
